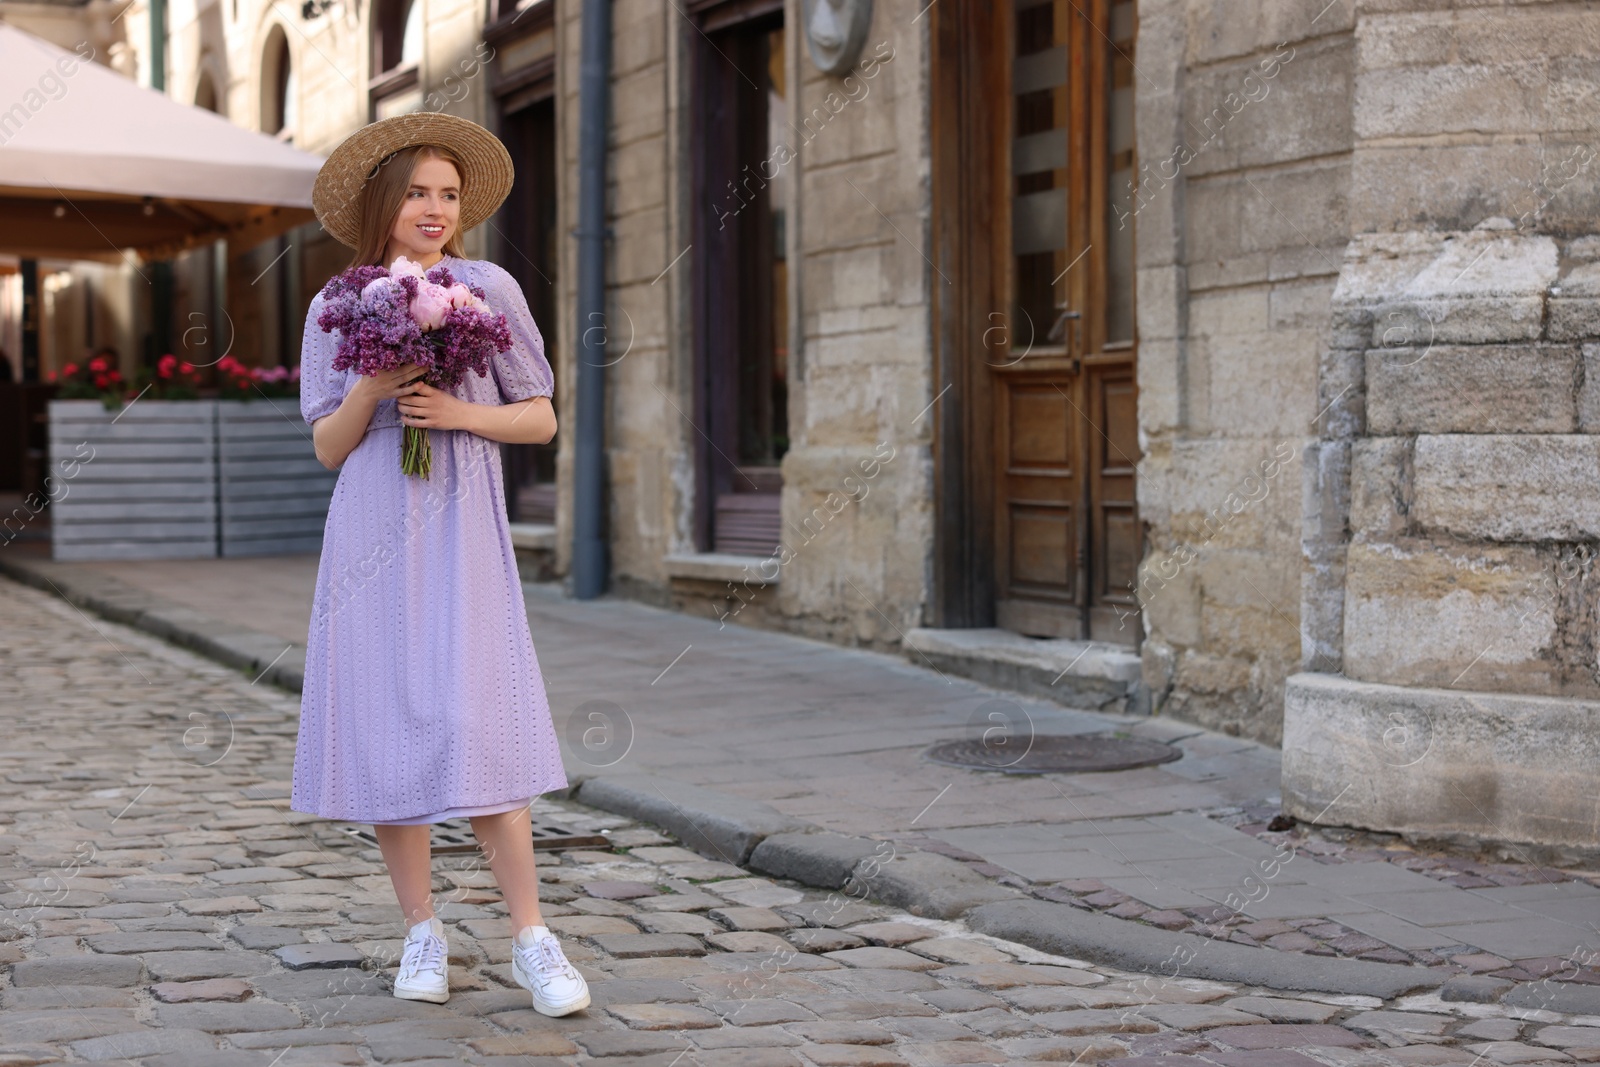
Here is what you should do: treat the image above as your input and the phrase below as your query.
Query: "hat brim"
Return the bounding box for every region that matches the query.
[312,112,514,251]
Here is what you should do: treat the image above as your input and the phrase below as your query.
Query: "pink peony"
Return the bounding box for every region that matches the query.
[411,282,454,332]
[388,256,426,280]
[446,283,489,313]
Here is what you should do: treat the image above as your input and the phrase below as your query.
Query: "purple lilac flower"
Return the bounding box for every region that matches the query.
[316,263,510,389]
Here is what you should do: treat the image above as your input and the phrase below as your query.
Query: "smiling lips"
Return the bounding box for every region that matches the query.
[419,224,445,238]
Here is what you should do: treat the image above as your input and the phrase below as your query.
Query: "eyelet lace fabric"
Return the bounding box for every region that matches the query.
[289,255,568,824]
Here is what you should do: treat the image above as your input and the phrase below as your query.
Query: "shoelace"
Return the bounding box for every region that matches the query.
[400,932,446,980]
[523,936,574,981]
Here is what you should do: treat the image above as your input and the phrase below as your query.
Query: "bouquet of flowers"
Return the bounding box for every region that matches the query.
[316,255,512,478]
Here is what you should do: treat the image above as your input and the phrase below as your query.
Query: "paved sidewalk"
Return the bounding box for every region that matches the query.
[2,544,1598,990]
[4,574,1600,1066]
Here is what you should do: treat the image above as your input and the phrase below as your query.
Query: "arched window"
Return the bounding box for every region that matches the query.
[400,0,422,66]
[373,0,422,74]
[262,27,294,139]
[371,0,422,118]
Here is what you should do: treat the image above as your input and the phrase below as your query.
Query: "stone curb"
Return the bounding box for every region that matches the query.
[0,555,1451,998]
[0,551,307,692]
[570,771,1446,997]
[965,899,1441,998]
[569,773,812,866]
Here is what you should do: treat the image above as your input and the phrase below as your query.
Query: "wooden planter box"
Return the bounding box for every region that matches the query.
[47,396,337,561]
[48,399,219,561]
[216,397,337,557]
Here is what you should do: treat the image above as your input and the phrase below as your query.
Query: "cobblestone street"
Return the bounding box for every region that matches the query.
[3,576,1599,1066]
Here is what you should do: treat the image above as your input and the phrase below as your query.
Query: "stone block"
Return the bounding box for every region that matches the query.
[1185,163,1349,281]
[1350,144,1542,235]
[842,851,1022,920]
[1411,434,1600,540]
[1547,299,1600,341]
[1355,63,1546,141]
[1344,436,1405,539]
[1357,12,1458,71]
[1365,346,1580,434]
[141,950,274,983]
[273,943,367,970]
[588,933,707,958]
[1209,332,1317,439]
[84,932,222,954]
[747,832,883,890]
[150,978,252,1003]
[1282,672,1600,850]
[154,1001,302,1033]
[1181,38,1354,179]
[572,774,811,866]
[9,954,144,987]
[1579,344,1600,431]
[68,1027,215,1062]
[1342,539,1558,692]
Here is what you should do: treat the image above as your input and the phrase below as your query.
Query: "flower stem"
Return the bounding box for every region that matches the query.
[401,425,432,478]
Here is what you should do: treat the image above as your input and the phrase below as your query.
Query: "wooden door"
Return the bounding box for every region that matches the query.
[992,0,1140,642]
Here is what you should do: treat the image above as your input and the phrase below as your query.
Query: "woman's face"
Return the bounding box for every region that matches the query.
[385,155,461,267]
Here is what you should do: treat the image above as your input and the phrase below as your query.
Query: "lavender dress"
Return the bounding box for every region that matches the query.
[290,254,569,825]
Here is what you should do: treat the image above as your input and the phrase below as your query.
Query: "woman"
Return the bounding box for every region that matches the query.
[293,112,587,1017]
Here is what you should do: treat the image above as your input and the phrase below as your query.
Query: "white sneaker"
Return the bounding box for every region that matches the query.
[393,916,449,1003]
[512,924,589,1016]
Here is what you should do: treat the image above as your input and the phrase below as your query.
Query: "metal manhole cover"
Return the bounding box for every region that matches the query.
[924,733,1181,774]
[343,817,612,855]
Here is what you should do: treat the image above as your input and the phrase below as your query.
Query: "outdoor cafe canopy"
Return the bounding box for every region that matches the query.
[0,23,325,263]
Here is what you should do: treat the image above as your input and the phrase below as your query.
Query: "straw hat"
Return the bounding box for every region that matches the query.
[312,112,515,250]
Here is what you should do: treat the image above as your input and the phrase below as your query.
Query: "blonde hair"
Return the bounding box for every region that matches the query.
[345,144,470,269]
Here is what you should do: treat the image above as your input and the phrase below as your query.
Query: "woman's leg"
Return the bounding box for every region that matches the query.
[373,824,436,926]
[467,807,544,935]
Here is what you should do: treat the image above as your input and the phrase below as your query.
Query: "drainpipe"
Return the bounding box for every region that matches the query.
[571,0,611,599]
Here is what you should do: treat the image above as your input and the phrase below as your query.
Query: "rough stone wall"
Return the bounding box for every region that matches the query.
[1311,231,1600,695]
[1134,0,1356,744]
[1283,2,1600,850]
[577,0,936,653]
[773,0,931,651]
[1303,0,1600,701]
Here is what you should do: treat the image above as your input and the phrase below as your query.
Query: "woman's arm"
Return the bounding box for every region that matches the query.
[312,364,429,470]
[396,386,556,445]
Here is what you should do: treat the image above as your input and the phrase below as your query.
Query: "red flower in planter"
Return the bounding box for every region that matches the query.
[94,374,109,387]
[158,354,177,378]
[88,357,108,373]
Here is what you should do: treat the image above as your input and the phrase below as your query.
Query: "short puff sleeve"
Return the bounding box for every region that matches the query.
[483,264,554,405]
[299,291,354,425]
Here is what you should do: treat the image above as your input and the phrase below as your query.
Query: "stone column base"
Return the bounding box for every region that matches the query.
[1282,672,1600,856]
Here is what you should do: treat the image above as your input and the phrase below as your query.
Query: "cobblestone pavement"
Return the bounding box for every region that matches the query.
[3,576,1599,1067]
[6,547,1596,980]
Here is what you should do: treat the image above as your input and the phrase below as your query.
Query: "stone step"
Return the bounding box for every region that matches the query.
[902,627,1147,714]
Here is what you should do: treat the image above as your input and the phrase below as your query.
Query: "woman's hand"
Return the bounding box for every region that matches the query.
[397,380,473,432]
[351,362,429,403]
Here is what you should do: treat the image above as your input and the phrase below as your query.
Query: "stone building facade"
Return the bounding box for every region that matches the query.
[17,0,1597,852]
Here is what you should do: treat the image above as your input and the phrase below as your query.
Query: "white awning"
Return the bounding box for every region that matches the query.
[0,23,326,261]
